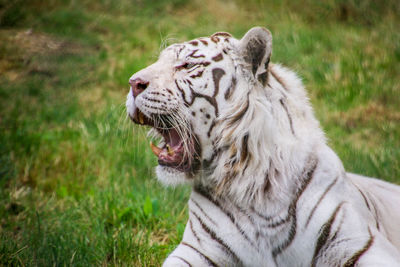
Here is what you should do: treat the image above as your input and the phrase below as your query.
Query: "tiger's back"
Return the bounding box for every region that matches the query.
[348,173,400,248]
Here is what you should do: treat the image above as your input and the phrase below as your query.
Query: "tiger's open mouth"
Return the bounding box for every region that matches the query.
[130,108,200,173]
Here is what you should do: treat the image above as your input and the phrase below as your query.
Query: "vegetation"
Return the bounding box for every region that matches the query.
[1,0,399,265]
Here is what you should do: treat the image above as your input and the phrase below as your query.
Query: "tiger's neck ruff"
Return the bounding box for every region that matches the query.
[126,27,400,266]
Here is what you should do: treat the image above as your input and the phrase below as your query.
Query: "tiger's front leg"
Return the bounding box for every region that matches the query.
[163,190,256,267]
[163,212,241,266]
[163,242,223,267]
[162,229,235,267]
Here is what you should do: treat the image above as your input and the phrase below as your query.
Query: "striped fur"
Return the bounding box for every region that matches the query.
[126,27,400,266]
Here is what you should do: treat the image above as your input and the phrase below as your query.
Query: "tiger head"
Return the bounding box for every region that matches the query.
[126,27,322,196]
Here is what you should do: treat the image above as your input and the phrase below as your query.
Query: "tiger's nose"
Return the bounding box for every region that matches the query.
[129,78,149,97]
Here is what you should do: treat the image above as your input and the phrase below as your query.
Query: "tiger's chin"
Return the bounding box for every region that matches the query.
[156,165,193,186]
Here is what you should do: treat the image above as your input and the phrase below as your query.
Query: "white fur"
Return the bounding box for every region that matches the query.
[156,165,190,186]
[126,27,400,266]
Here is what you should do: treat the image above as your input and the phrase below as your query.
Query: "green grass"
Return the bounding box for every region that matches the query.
[0,0,399,265]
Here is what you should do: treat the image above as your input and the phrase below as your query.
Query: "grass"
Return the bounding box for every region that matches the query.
[0,0,399,265]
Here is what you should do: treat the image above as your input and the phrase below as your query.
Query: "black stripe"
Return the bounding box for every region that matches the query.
[251,206,275,221]
[188,65,201,73]
[263,173,271,194]
[211,32,232,38]
[279,98,295,135]
[368,197,381,231]
[191,211,242,265]
[175,80,186,100]
[255,159,317,226]
[189,219,201,244]
[311,202,345,267]
[210,35,220,43]
[355,184,381,230]
[224,77,236,100]
[343,228,374,267]
[190,70,204,79]
[257,71,268,86]
[200,61,211,67]
[191,199,217,225]
[212,68,225,97]
[200,39,208,46]
[185,78,193,86]
[232,203,256,227]
[202,146,219,169]
[165,88,174,96]
[356,185,371,210]
[305,176,339,228]
[188,49,205,58]
[329,209,345,243]
[176,79,219,117]
[267,216,291,228]
[240,134,249,163]
[263,165,278,195]
[193,187,257,249]
[227,97,249,127]
[207,120,216,138]
[176,45,185,59]
[251,203,290,228]
[181,242,219,267]
[170,255,192,267]
[211,53,223,62]
[264,57,270,71]
[270,68,288,91]
[194,186,220,209]
[193,92,219,117]
[272,215,296,261]
[272,157,318,259]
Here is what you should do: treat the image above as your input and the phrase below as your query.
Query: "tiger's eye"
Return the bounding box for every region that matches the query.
[184,62,196,69]
[177,62,196,70]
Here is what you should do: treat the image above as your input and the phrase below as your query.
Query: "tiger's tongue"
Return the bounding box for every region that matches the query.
[149,128,183,160]
[149,141,185,167]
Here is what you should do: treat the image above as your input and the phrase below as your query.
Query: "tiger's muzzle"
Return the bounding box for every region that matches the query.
[127,78,201,174]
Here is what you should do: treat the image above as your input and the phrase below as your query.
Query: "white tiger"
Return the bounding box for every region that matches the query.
[126,27,400,266]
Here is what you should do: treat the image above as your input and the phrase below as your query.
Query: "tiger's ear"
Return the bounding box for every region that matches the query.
[238,27,272,86]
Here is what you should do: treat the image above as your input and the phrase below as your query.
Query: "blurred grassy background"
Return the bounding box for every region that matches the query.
[0,0,399,265]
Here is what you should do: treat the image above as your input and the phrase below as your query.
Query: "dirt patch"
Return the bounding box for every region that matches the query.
[6,29,79,55]
[328,101,400,150]
[0,29,82,81]
[330,101,400,129]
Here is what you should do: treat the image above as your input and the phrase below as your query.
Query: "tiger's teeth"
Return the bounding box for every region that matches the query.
[150,142,162,157]
[166,144,174,156]
[139,113,144,124]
